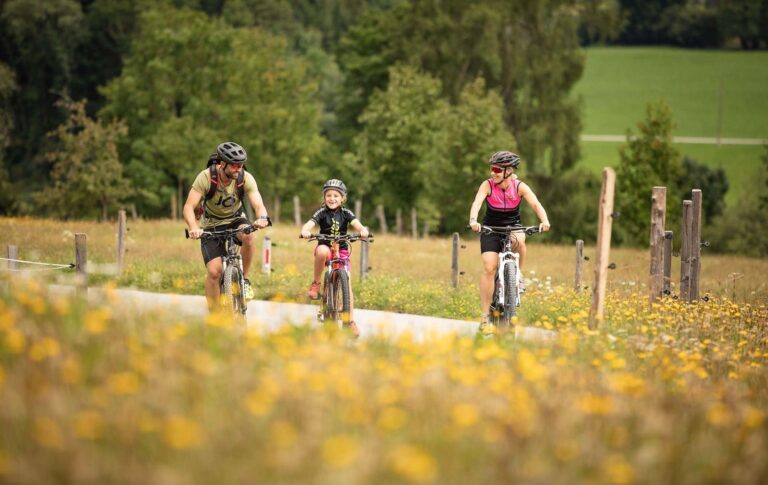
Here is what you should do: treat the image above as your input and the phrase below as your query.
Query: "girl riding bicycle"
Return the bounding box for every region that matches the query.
[468,151,550,332]
[300,179,369,338]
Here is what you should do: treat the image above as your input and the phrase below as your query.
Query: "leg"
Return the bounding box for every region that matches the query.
[480,251,499,315]
[204,257,224,310]
[314,245,330,282]
[512,232,528,270]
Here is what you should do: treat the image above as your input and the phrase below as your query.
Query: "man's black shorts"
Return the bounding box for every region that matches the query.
[201,217,250,265]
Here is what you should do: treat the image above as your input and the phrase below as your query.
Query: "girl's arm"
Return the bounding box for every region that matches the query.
[468,181,490,232]
[518,182,550,232]
[351,219,369,239]
[300,220,317,238]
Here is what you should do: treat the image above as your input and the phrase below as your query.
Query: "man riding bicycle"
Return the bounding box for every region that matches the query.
[468,151,550,333]
[182,142,269,310]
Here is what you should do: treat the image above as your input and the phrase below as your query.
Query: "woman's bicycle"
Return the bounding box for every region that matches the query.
[301,233,373,328]
[185,222,269,316]
[472,225,540,332]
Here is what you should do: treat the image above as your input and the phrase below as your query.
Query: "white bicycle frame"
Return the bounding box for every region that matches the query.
[496,245,522,310]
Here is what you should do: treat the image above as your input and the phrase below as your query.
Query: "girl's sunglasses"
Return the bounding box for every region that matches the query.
[490,166,506,174]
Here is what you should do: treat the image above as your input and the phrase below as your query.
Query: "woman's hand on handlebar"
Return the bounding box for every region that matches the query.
[469,222,481,233]
[539,222,551,232]
[300,230,312,239]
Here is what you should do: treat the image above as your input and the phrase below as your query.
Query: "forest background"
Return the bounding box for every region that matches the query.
[0,0,767,255]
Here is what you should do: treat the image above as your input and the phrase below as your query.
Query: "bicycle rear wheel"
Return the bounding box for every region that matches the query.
[501,262,517,327]
[222,264,247,315]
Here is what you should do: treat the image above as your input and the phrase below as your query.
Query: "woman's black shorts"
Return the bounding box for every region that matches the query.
[201,217,250,265]
[480,231,522,254]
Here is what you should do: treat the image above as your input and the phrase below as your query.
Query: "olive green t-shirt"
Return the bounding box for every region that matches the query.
[192,168,259,229]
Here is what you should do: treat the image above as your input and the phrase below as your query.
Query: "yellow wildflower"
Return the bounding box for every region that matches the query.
[451,403,480,428]
[29,337,61,362]
[34,416,64,450]
[73,410,105,440]
[163,415,204,449]
[389,444,437,484]
[322,435,359,469]
[84,308,111,335]
[270,420,298,450]
[107,371,141,395]
[578,394,614,415]
[378,407,408,432]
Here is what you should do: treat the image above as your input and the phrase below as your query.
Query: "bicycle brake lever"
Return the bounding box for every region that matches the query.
[185,229,190,239]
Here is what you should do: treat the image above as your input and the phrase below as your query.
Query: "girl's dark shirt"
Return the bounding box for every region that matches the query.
[310,207,357,250]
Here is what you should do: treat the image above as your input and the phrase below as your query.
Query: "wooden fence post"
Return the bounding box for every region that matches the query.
[262,236,272,275]
[396,209,403,236]
[690,189,703,301]
[273,197,281,224]
[589,168,616,329]
[7,245,18,271]
[649,186,667,304]
[575,240,584,292]
[411,208,418,239]
[376,205,388,235]
[117,210,127,276]
[359,239,369,281]
[354,200,362,221]
[663,231,673,296]
[75,233,88,296]
[451,233,459,288]
[680,200,692,302]
[170,193,178,220]
[293,196,301,226]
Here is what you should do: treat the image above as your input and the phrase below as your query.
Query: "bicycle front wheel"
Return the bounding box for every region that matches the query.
[222,264,247,315]
[501,262,518,326]
[331,270,351,323]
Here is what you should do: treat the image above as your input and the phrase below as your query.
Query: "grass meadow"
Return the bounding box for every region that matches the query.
[575,47,768,206]
[0,217,766,483]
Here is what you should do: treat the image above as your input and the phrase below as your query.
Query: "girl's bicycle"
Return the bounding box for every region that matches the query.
[301,233,373,328]
[472,225,540,331]
[185,223,268,316]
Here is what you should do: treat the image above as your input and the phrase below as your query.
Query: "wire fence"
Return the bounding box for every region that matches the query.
[0,257,75,272]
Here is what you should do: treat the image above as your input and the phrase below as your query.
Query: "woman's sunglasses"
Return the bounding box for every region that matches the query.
[490,166,506,174]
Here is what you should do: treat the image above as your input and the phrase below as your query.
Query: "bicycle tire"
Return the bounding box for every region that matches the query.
[502,262,517,326]
[321,271,333,321]
[222,264,246,315]
[331,269,351,324]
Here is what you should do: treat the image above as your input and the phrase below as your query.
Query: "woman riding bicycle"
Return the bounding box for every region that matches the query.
[182,142,270,310]
[300,179,369,338]
[468,151,550,332]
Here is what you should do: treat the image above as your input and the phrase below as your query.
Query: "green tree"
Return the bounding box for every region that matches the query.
[0,62,18,214]
[615,100,682,246]
[100,6,327,216]
[36,99,130,220]
[676,156,729,222]
[718,0,766,49]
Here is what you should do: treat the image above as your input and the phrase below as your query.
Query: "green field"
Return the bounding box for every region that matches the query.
[575,47,768,206]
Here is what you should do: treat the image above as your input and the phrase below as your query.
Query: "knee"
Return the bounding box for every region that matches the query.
[482,263,497,276]
[315,247,330,260]
[207,267,222,281]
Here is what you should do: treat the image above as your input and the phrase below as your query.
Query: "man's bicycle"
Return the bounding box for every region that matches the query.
[185,223,268,315]
[472,225,540,331]
[301,233,373,327]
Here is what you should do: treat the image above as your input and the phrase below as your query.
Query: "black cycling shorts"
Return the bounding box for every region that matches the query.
[201,217,250,265]
[480,231,523,254]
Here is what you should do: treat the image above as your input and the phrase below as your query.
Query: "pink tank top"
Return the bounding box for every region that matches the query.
[486,178,521,212]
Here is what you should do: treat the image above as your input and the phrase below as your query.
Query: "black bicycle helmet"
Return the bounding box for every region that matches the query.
[216,142,247,164]
[488,151,520,168]
[322,179,347,196]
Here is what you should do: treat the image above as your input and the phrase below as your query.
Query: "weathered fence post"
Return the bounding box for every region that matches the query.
[663,231,673,296]
[75,233,88,296]
[130,203,138,220]
[170,193,178,220]
[690,189,703,301]
[451,233,460,289]
[376,205,388,235]
[359,239,369,281]
[293,195,301,226]
[649,186,667,304]
[589,168,616,329]
[7,245,18,271]
[411,208,418,239]
[117,210,127,276]
[396,209,403,236]
[354,200,362,221]
[262,236,272,275]
[680,200,693,301]
[575,240,584,292]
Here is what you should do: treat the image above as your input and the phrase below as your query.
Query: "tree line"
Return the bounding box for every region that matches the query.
[0,0,766,254]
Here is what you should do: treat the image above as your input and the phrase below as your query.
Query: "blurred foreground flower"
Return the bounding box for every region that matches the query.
[389,444,437,483]
[163,415,205,449]
[322,435,360,469]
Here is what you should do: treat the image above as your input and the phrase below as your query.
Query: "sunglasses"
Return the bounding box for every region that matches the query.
[490,166,506,174]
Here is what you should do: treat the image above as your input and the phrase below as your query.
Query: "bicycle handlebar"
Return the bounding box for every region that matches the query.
[185,218,272,239]
[301,233,374,243]
[466,225,540,236]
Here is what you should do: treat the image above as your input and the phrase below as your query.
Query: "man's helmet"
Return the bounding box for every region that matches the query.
[323,179,347,196]
[488,151,520,168]
[216,142,247,164]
